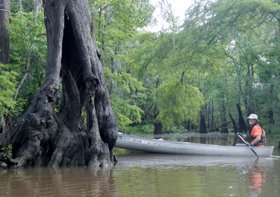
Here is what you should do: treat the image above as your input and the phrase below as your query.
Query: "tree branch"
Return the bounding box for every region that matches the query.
[13,55,31,100]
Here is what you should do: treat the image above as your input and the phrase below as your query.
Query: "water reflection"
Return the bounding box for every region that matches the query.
[0,154,279,197]
[117,154,272,169]
[0,168,116,197]
[116,154,277,197]
[249,160,264,196]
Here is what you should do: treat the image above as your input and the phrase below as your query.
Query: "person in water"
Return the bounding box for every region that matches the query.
[247,113,265,146]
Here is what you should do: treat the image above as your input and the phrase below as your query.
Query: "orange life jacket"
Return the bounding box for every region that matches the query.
[249,123,266,146]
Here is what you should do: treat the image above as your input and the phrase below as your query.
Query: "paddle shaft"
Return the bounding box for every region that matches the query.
[237,134,259,158]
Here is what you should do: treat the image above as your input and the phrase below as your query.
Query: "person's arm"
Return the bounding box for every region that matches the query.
[250,135,261,145]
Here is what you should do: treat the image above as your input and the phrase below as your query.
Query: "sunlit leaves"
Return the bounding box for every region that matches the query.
[154,81,202,129]
[111,98,143,130]
[105,68,146,129]
[0,64,18,116]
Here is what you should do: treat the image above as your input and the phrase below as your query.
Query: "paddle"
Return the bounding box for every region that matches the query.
[237,134,259,158]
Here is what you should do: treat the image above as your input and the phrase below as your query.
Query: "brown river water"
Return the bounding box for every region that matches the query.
[1,134,280,197]
[1,153,280,197]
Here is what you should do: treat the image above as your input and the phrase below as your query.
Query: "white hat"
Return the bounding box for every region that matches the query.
[248,113,258,120]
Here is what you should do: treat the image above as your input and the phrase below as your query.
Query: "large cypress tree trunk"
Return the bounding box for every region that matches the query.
[5,0,118,168]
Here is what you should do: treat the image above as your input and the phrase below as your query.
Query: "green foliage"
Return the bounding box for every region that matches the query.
[0,144,12,159]
[154,82,203,129]
[6,0,280,135]
[91,0,154,66]
[112,98,144,131]
[11,0,34,12]
[9,11,46,117]
[89,0,154,131]
[105,67,146,131]
[113,147,130,155]
[124,124,154,134]
[175,1,266,124]
[0,64,18,116]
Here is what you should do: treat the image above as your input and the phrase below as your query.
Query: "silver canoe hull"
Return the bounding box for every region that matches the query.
[116,134,274,157]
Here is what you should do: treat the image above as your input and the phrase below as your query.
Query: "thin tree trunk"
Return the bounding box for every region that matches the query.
[237,103,247,132]
[33,0,42,23]
[13,54,31,100]
[199,110,207,144]
[268,84,274,124]
[220,98,228,134]
[244,63,255,113]
[0,0,10,135]
[210,99,214,132]
[0,0,10,64]
[220,73,228,134]
[154,121,163,139]
[153,77,163,138]
[199,110,207,134]
[229,112,239,146]
[18,0,22,11]
[229,112,238,134]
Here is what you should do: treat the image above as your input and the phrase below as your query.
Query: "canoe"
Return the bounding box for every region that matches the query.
[116,133,274,157]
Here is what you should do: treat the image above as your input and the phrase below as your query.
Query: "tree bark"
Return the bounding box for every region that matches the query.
[220,98,228,134]
[0,0,10,64]
[33,0,42,23]
[229,112,238,134]
[4,0,118,168]
[244,63,255,114]
[153,121,163,139]
[0,0,10,135]
[267,84,274,124]
[199,111,207,134]
[229,112,239,146]
[199,109,207,144]
[237,103,247,132]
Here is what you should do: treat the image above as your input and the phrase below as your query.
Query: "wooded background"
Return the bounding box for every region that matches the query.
[1,0,280,136]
